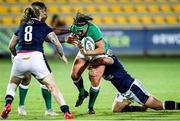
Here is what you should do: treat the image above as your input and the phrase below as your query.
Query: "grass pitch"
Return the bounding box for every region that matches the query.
[0,57,180,120]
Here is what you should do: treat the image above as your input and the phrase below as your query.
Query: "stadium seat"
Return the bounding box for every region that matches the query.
[56,0,66,3]
[153,16,165,24]
[10,6,22,14]
[80,0,91,2]
[14,16,21,25]
[123,5,134,13]
[2,16,14,25]
[6,0,17,3]
[85,6,97,13]
[73,6,84,12]
[110,5,121,13]
[135,5,147,12]
[128,16,140,24]
[48,6,59,13]
[18,0,29,3]
[106,0,117,3]
[143,0,154,3]
[119,0,129,3]
[65,16,73,25]
[0,6,8,14]
[70,0,79,3]
[160,5,171,12]
[172,5,180,12]
[115,16,127,24]
[95,0,105,3]
[98,5,110,12]
[102,16,114,24]
[93,16,101,24]
[60,5,72,13]
[140,16,153,24]
[166,15,178,23]
[147,5,159,12]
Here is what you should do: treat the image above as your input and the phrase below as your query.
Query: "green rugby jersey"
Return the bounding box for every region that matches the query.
[70,21,109,53]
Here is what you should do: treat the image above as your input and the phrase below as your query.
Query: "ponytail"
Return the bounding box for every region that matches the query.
[20,6,40,24]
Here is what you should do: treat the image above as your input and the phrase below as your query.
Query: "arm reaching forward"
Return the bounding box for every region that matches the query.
[47,32,68,64]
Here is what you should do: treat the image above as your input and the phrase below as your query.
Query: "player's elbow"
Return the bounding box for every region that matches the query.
[8,45,15,52]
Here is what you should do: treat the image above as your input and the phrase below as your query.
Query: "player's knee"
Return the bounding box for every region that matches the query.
[112,105,123,113]
[47,83,57,92]
[71,73,80,81]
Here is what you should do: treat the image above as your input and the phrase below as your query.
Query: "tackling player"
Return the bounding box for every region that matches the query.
[16,1,75,116]
[1,5,74,119]
[69,12,109,114]
[88,54,180,112]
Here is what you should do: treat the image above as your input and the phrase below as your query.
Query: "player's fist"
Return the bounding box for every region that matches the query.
[66,34,79,46]
[80,48,87,55]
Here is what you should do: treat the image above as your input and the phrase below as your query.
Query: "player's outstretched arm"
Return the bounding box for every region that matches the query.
[89,57,114,68]
[52,28,71,35]
[8,34,18,56]
[47,32,68,64]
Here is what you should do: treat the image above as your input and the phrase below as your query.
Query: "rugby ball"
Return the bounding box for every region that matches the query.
[81,37,95,60]
[81,37,95,51]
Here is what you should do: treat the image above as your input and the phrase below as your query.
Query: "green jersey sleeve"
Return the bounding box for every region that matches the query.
[91,26,103,42]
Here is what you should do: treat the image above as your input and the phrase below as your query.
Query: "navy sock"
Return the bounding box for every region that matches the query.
[73,77,85,95]
[60,105,70,114]
[164,101,180,110]
[5,95,14,106]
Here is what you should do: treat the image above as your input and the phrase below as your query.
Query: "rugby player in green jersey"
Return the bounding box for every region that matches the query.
[69,12,109,114]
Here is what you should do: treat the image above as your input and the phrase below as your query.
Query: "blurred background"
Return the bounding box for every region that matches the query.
[0,0,180,56]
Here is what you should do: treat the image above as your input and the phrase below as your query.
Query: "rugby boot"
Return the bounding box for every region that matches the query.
[1,104,11,119]
[75,90,89,107]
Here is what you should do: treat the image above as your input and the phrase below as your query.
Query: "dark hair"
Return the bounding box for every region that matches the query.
[31,1,46,9]
[73,12,93,26]
[20,6,40,24]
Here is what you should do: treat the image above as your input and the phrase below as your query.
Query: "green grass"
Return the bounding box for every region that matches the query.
[0,57,180,120]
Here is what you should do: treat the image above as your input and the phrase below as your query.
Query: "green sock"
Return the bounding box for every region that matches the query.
[19,85,28,106]
[41,88,52,110]
[73,77,85,95]
[88,87,100,109]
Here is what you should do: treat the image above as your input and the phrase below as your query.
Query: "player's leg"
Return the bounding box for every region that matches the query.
[145,96,180,110]
[40,84,58,116]
[112,92,147,112]
[87,65,105,114]
[1,54,28,119]
[31,52,74,119]
[123,79,180,111]
[71,55,89,107]
[1,76,21,119]
[38,73,74,119]
[18,72,31,116]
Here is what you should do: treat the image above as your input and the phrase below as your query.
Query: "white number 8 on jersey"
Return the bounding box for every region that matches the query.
[24,26,33,42]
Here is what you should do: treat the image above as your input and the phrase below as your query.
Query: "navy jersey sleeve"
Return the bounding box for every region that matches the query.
[44,24,53,36]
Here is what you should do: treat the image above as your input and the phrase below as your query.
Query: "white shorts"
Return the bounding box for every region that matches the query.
[11,51,51,79]
[77,51,108,62]
[115,79,150,105]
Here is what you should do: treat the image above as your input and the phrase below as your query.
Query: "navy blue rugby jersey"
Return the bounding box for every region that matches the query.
[15,18,52,53]
[103,55,135,93]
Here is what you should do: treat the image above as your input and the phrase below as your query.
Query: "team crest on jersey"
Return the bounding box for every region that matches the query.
[27,20,34,25]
